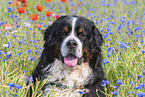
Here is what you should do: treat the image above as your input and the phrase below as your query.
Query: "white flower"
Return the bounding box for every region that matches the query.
[3,44,9,47]
[5,26,12,30]
[47,21,53,25]
[11,30,17,34]
[24,22,31,27]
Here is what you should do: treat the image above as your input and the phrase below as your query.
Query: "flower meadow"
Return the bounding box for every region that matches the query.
[0,0,145,97]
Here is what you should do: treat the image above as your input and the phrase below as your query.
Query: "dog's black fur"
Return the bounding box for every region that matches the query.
[30,15,107,97]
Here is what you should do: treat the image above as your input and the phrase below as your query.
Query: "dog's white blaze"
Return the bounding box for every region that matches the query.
[43,59,92,97]
[61,17,82,58]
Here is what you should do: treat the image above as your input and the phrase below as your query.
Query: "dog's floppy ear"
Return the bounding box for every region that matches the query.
[90,23,104,70]
[43,15,68,45]
[92,24,104,50]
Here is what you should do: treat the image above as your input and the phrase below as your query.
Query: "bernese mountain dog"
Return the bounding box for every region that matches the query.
[31,15,107,97]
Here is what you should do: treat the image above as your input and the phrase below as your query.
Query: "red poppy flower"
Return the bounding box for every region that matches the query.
[20,0,26,3]
[60,0,67,3]
[17,7,25,14]
[3,23,12,31]
[55,15,60,19]
[10,1,20,7]
[35,24,41,28]
[30,14,38,20]
[36,5,43,12]
[3,23,12,28]
[45,0,52,2]
[22,1,28,7]
[45,11,52,17]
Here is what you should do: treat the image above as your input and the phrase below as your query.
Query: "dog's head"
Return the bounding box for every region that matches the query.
[43,15,103,68]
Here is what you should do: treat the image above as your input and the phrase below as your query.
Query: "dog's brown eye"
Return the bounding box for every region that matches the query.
[78,28,83,33]
[64,27,69,33]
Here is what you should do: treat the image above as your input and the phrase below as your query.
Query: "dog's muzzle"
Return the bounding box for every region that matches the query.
[61,38,83,68]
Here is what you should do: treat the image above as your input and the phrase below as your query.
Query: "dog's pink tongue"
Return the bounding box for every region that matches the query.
[64,55,78,67]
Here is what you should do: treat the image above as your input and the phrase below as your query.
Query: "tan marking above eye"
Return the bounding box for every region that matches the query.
[64,27,69,32]
[78,28,83,33]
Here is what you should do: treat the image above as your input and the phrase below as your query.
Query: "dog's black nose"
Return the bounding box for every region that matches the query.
[66,40,78,48]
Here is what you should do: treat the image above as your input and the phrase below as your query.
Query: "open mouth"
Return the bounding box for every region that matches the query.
[61,53,82,68]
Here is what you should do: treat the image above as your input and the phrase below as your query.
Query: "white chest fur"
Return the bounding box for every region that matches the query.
[42,59,93,97]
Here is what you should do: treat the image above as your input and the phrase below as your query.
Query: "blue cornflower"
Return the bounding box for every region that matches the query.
[28,28,31,30]
[114,86,120,90]
[138,92,145,97]
[140,39,144,43]
[127,33,132,36]
[143,70,145,75]
[130,1,137,4]
[18,52,22,55]
[130,31,133,34]
[39,23,43,25]
[107,55,110,57]
[6,54,11,58]
[138,75,143,79]
[134,86,141,90]
[139,83,145,88]
[95,20,98,25]
[0,21,4,26]
[38,27,41,30]
[106,3,110,6]
[22,64,24,67]
[141,50,145,53]
[41,18,45,20]
[101,79,109,87]
[27,50,32,53]
[106,38,111,41]
[8,83,14,87]
[109,32,114,34]
[22,36,25,40]
[127,20,130,24]
[7,83,15,90]
[19,40,23,44]
[0,50,2,54]
[8,1,12,4]
[37,39,40,42]
[78,91,84,94]
[103,33,108,38]
[7,7,12,12]
[14,84,22,89]
[30,40,36,43]
[117,25,122,30]
[100,30,103,32]
[110,15,115,18]
[43,25,48,28]
[133,26,141,31]
[132,20,135,24]
[13,35,18,38]
[129,81,132,84]
[102,0,106,3]
[28,57,34,61]
[24,75,33,82]
[32,35,36,38]
[35,45,38,47]
[39,47,44,49]
[128,91,133,94]
[107,47,114,53]
[102,59,109,64]
[35,50,39,53]
[28,57,36,61]
[111,91,119,95]
[116,80,124,85]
